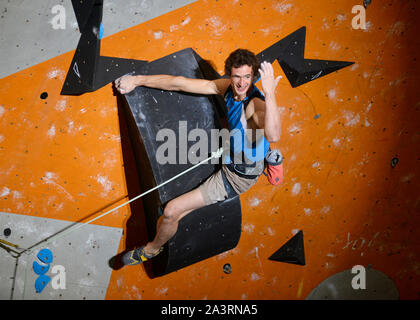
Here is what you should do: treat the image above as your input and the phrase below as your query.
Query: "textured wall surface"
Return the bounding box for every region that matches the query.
[0,0,418,300]
[0,0,196,78]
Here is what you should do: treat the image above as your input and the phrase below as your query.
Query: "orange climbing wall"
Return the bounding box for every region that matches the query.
[0,0,419,299]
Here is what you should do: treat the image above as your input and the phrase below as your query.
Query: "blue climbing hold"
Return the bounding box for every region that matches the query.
[99,23,104,39]
[33,261,50,275]
[37,248,53,264]
[35,275,51,293]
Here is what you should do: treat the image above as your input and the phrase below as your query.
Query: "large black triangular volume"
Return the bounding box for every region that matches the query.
[256,26,306,64]
[269,230,305,265]
[61,0,103,95]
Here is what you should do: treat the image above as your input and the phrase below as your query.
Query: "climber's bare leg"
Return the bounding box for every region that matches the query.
[143,187,205,255]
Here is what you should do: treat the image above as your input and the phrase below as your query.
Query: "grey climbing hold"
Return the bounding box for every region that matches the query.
[223,263,232,274]
[391,157,398,168]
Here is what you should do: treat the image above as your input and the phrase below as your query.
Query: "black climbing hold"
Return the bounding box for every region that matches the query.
[269,230,305,266]
[223,263,232,274]
[391,157,399,168]
[40,92,48,99]
[61,1,147,95]
[364,0,372,9]
[3,228,11,237]
[256,27,354,88]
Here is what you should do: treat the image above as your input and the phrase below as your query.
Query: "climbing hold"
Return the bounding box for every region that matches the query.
[37,248,53,264]
[40,92,48,99]
[223,263,232,274]
[257,27,354,88]
[3,228,11,237]
[61,0,147,95]
[364,0,371,9]
[314,114,321,119]
[33,261,50,275]
[269,230,305,266]
[99,23,104,40]
[35,275,51,293]
[391,157,399,168]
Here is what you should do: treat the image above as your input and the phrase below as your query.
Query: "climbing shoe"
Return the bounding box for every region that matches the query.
[122,246,163,265]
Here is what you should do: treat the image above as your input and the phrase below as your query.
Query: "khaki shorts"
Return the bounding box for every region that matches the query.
[198,164,260,205]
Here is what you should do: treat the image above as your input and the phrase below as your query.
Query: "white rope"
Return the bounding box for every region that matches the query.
[24,147,224,255]
[20,147,223,299]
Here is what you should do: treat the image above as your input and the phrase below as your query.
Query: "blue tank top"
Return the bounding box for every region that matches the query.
[223,84,270,164]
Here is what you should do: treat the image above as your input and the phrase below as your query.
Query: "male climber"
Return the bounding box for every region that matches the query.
[114,49,281,265]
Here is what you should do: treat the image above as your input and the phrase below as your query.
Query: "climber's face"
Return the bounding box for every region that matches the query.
[230,64,253,99]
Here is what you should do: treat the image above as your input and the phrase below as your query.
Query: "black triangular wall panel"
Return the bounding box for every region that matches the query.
[256,26,306,64]
[61,0,103,95]
[269,230,305,265]
[61,32,100,94]
[257,26,354,88]
[279,59,354,87]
